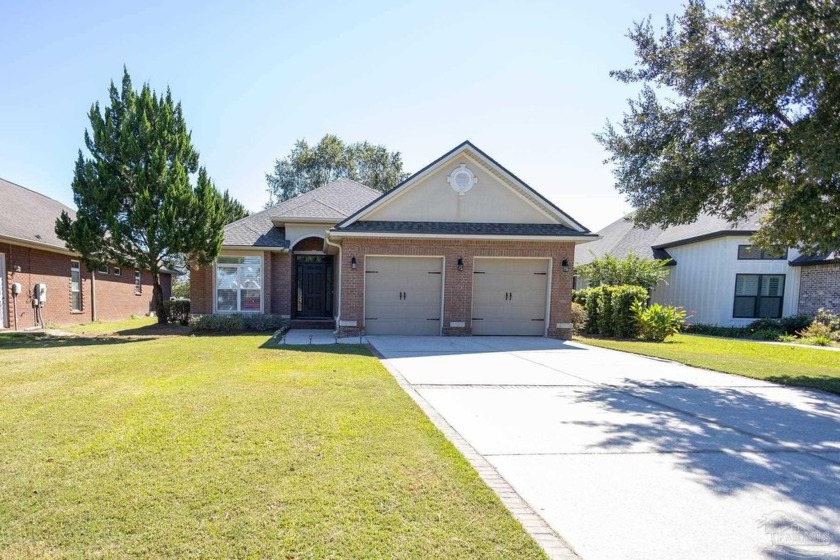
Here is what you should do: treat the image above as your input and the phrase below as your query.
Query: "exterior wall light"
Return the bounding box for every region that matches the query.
[561,259,570,273]
[351,256,357,270]
[457,257,464,272]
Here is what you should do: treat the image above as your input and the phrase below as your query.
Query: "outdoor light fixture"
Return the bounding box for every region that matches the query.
[562,259,570,272]
[457,257,464,272]
[351,256,357,270]
[13,265,21,273]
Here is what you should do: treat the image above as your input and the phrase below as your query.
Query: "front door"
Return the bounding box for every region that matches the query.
[295,256,333,318]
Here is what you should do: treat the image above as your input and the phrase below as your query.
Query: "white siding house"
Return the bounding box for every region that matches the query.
[575,212,838,326]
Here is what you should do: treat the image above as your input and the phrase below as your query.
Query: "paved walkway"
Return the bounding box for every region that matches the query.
[367,336,840,560]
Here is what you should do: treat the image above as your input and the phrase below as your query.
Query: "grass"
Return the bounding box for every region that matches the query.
[0,331,544,559]
[576,333,840,395]
[63,315,159,335]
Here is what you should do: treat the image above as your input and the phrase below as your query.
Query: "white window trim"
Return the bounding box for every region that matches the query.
[213,254,264,314]
[70,260,82,311]
[113,267,121,277]
[134,270,142,295]
[98,265,108,274]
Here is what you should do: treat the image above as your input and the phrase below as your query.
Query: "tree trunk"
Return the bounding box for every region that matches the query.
[153,272,167,324]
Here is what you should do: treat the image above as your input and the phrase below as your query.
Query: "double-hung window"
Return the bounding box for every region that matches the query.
[70,260,81,311]
[733,274,785,318]
[135,271,142,295]
[215,256,262,312]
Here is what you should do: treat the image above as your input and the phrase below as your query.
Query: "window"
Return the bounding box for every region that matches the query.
[113,267,121,277]
[134,271,142,295]
[734,274,785,318]
[70,260,81,311]
[98,264,108,274]
[737,245,787,260]
[215,256,262,312]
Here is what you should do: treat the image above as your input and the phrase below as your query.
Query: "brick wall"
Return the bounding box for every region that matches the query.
[338,238,576,339]
[1,242,168,329]
[798,263,840,316]
[190,251,291,316]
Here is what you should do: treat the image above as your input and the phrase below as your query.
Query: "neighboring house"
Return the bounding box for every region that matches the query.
[575,212,840,325]
[191,141,596,338]
[0,178,172,330]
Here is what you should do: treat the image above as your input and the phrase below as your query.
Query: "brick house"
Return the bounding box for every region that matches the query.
[191,141,597,338]
[575,213,840,325]
[0,178,172,330]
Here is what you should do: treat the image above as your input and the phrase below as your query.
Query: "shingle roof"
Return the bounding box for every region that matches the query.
[575,211,765,266]
[223,179,381,248]
[267,178,381,221]
[0,178,75,250]
[790,252,838,266]
[335,221,587,236]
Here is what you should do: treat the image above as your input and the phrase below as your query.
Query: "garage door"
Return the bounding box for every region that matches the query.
[364,256,443,335]
[472,258,548,336]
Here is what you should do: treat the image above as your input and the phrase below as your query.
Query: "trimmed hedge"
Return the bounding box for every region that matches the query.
[163,300,190,325]
[572,285,648,338]
[190,314,288,333]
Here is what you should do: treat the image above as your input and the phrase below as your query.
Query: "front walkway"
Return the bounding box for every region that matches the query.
[367,335,840,560]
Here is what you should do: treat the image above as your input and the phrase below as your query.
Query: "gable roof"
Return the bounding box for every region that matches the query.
[268,178,381,222]
[334,140,591,234]
[335,221,581,237]
[222,178,380,248]
[576,211,765,266]
[0,177,76,251]
[790,252,838,267]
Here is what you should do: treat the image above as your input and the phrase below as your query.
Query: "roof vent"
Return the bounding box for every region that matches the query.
[447,164,477,196]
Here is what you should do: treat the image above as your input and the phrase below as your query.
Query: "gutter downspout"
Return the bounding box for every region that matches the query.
[90,268,97,322]
[324,234,341,335]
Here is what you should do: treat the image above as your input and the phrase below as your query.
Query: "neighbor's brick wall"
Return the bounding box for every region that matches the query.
[338,238,576,339]
[798,263,840,316]
[1,242,165,329]
[190,263,213,314]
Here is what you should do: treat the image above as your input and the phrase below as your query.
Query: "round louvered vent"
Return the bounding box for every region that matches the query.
[447,164,477,195]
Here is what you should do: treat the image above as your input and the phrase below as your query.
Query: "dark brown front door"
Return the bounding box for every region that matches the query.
[295,256,333,318]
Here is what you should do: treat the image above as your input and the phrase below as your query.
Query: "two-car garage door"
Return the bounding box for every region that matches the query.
[364,257,443,335]
[363,256,549,336]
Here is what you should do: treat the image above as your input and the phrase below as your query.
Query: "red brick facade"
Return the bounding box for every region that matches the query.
[190,251,291,316]
[1,242,171,330]
[337,238,576,339]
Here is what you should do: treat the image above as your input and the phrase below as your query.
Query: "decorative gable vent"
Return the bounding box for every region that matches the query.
[447,164,477,195]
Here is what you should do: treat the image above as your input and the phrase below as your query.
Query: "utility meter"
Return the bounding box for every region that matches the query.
[11,282,21,295]
[33,283,47,305]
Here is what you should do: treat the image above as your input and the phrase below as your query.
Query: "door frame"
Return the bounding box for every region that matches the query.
[471,256,552,336]
[293,254,334,319]
[0,253,7,329]
[363,254,446,336]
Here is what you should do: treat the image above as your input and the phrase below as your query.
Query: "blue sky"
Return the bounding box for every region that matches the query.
[0,0,682,231]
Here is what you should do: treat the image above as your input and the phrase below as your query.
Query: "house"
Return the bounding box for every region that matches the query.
[191,141,597,338]
[575,212,840,325]
[0,178,172,330]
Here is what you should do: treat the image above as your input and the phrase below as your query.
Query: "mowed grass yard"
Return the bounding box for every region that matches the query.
[577,333,840,395]
[0,326,545,559]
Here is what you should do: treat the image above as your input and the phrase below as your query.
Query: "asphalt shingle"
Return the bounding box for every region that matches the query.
[0,178,75,250]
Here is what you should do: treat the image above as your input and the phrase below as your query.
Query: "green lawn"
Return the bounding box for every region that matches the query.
[577,333,840,395]
[63,315,159,335]
[0,330,544,559]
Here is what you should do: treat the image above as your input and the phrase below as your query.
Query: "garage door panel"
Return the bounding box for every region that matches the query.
[364,257,442,336]
[472,258,548,336]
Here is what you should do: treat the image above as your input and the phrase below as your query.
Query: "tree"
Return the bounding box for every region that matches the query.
[576,253,672,289]
[597,0,840,254]
[56,68,228,323]
[221,189,249,223]
[265,134,409,205]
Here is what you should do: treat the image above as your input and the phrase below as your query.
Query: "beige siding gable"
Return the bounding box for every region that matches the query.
[364,156,556,224]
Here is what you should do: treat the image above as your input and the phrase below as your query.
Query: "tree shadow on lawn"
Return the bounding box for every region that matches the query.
[0,332,154,350]
[573,381,840,558]
[113,324,191,337]
[258,336,372,356]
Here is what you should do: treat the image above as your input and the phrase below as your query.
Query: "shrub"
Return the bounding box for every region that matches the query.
[682,323,750,338]
[751,328,782,341]
[632,301,686,342]
[163,300,190,325]
[798,322,838,343]
[190,313,288,333]
[573,287,601,334]
[609,285,648,338]
[570,302,588,335]
[813,308,840,331]
[746,318,782,334]
[779,315,812,335]
[596,288,614,337]
[777,333,797,343]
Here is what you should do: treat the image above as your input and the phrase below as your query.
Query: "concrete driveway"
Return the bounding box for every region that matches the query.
[367,336,840,560]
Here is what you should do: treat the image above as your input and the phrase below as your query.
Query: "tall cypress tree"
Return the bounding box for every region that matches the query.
[56,68,229,323]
